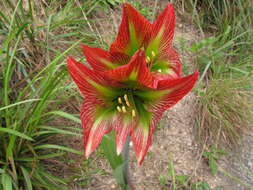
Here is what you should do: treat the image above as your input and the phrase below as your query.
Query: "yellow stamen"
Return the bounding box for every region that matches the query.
[132,109,136,117]
[122,106,127,113]
[151,51,156,57]
[146,56,151,63]
[118,97,122,104]
[158,69,162,73]
[117,106,122,112]
[124,94,130,107]
[124,94,128,102]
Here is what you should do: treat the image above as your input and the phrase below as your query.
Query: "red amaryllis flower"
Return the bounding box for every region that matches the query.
[67,50,198,164]
[82,3,181,79]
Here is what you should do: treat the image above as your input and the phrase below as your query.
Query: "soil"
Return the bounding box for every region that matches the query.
[62,1,253,190]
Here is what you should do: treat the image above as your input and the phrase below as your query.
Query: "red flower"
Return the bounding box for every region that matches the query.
[82,3,181,79]
[67,50,198,164]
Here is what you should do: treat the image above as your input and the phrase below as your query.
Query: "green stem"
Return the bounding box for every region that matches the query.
[123,136,136,190]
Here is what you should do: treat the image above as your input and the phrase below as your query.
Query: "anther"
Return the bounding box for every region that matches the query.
[158,69,162,73]
[132,109,136,117]
[151,51,156,57]
[117,106,122,112]
[124,94,128,102]
[122,106,127,113]
[124,94,130,107]
[118,97,122,104]
[126,101,130,107]
[146,56,151,63]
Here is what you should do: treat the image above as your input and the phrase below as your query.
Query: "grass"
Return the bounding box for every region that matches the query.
[177,0,253,147]
[0,0,115,189]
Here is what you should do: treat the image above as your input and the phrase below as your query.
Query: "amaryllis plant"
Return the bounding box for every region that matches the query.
[67,2,198,189]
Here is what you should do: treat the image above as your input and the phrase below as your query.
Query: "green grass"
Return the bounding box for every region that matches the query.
[0,0,112,189]
[176,0,253,147]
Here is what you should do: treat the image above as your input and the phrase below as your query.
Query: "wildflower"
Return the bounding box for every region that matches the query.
[82,3,181,79]
[67,50,198,164]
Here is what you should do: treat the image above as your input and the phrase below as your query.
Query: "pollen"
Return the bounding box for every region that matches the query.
[131,109,136,117]
[151,51,156,57]
[146,56,151,63]
[124,94,130,107]
[118,97,122,104]
[122,106,127,113]
[117,106,122,112]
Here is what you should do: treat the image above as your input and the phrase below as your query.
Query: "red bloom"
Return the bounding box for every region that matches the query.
[67,50,198,164]
[82,3,181,79]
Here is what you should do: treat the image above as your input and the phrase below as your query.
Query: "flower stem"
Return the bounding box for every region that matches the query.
[123,136,136,190]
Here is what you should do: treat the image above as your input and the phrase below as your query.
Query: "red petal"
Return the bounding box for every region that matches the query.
[82,45,129,71]
[107,50,158,88]
[67,56,119,98]
[114,116,136,155]
[110,3,151,56]
[161,48,182,76]
[146,3,175,55]
[81,101,113,158]
[131,113,162,165]
[153,71,199,112]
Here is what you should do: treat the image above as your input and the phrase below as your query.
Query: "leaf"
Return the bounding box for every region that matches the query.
[36,126,82,136]
[21,167,33,190]
[176,175,188,185]
[16,152,65,161]
[209,157,218,175]
[0,127,33,141]
[113,164,125,186]
[101,132,123,170]
[1,173,12,190]
[0,99,40,111]
[46,111,81,124]
[33,144,82,155]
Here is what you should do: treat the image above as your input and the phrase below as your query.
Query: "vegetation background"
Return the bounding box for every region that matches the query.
[0,0,252,189]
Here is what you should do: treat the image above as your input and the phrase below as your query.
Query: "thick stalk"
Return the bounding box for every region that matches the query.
[123,136,136,190]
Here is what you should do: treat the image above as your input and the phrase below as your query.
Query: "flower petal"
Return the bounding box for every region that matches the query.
[154,71,199,112]
[110,3,151,56]
[131,102,162,165]
[107,50,158,89]
[82,44,129,71]
[81,101,114,158]
[115,115,136,155]
[146,3,175,56]
[67,56,120,99]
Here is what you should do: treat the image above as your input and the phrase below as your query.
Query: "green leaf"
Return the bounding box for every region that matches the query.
[36,126,82,136]
[0,127,33,141]
[33,144,82,155]
[113,164,125,186]
[46,111,81,124]
[209,158,218,175]
[0,99,40,111]
[16,152,65,161]
[101,132,123,170]
[1,173,12,190]
[176,175,188,185]
[21,167,33,190]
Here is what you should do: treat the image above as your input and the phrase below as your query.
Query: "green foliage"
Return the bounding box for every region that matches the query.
[203,147,227,175]
[0,0,105,188]
[159,159,216,190]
